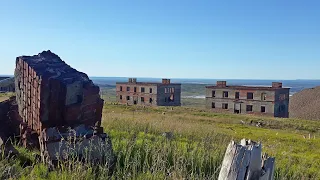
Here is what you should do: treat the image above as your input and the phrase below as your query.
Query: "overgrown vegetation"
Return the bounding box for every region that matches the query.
[0,92,14,102]
[0,99,320,179]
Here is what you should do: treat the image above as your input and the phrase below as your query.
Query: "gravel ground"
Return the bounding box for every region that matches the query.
[289,86,320,120]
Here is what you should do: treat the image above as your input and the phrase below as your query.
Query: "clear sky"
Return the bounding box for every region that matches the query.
[0,0,319,79]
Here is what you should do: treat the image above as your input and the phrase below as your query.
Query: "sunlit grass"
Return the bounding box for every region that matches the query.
[0,102,319,179]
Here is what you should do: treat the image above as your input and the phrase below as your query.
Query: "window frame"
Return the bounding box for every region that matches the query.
[235,92,240,99]
[222,103,228,109]
[212,91,216,97]
[247,92,254,100]
[223,91,229,98]
[246,105,253,112]
[261,93,267,101]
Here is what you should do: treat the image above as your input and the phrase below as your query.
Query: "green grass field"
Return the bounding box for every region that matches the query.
[0,92,14,102]
[1,89,320,179]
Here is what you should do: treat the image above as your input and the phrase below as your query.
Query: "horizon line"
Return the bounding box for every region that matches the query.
[1,75,320,81]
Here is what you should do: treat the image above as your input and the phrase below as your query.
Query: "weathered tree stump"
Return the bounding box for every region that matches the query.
[218,139,275,180]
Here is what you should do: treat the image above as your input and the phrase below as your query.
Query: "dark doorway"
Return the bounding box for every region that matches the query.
[234,103,241,114]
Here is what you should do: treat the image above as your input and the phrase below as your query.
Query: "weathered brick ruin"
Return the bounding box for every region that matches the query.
[116,78,181,106]
[15,50,103,132]
[206,81,290,118]
[5,50,114,165]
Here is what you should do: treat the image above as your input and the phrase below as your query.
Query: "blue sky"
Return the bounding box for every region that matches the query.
[0,0,319,79]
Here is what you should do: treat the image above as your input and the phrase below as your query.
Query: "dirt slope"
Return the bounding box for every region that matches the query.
[290,86,320,120]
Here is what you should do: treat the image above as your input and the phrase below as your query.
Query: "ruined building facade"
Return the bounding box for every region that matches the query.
[116,78,181,106]
[205,81,290,118]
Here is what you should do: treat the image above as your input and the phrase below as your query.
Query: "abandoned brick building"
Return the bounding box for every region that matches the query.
[116,78,181,106]
[205,81,290,118]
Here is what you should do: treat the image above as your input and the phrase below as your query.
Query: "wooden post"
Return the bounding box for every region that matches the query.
[218,139,275,180]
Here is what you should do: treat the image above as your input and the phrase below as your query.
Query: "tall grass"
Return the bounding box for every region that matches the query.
[0,103,319,179]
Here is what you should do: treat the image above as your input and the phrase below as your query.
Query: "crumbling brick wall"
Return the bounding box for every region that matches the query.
[14,50,103,135]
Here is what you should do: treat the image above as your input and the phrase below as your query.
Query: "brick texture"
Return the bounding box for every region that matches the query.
[14,50,104,135]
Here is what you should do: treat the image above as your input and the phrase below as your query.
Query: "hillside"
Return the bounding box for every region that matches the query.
[290,86,320,120]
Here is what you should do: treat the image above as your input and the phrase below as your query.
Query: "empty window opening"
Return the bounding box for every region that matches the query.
[120,95,122,100]
[141,87,145,93]
[126,96,130,100]
[120,86,123,91]
[169,94,174,102]
[246,105,253,112]
[212,91,215,97]
[149,88,153,93]
[222,103,228,109]
[247,92,254,99]
[127,87,130,92]
[134,87,137,92]
[235,92,240,99]
[134,100,137,105]
[165,87,175,94]
[149,98,153,103]
[223,91,229,98]
[261,93,267,101]
[212,102,215,108]
[141,97,145,102]
[261,106,266,113]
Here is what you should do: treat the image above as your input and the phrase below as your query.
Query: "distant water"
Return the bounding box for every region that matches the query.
[2,75,318,95]
[90,77,320,95]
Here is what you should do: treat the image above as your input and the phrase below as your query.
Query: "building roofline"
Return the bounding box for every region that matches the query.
[205,85,290,91]
[116,82,181,86]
